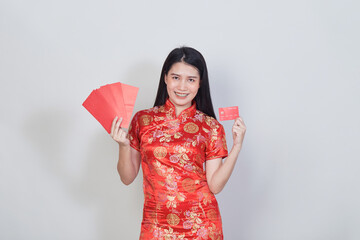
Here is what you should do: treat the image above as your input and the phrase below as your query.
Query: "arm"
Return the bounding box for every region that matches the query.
[111,117,141,185]
[117,144,141,185]
[206,117,246,194]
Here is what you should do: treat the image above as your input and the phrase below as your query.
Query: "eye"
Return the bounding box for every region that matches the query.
[172,76,179,80]
[188,78,195,82]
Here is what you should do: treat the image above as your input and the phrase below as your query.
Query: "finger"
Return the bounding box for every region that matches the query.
[111,116,118,135]
[119,130,128,143]
[115,117,123,134]
[232,128,242,135]
[233,129,243,137]
[233,125,242,130]
[233,125,246,132]
[234,119,242,127]
[232,126,244,133]
[120,130,126,140]
[235,118,246,127]
[236,116,244,122]
[118,117,123,125]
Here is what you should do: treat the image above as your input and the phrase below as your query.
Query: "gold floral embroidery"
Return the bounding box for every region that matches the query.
[166,213,180,226]
[158,226,186,239]
[201,192,213,205]
[149,211,158,224]
[183,210,203,235]
[184,122,199,133]
[154,116,165,122]
[152,160,186,209]
[205,116,216,128]
[140,115,153,126]
[182,178,196,193]
[174,132,182,139]
[208,223,222,240]
[171,145,201,173]
[130,100,226,239]
[159,133,172,143]
[154,147,167,159]
[207,209,218,221]
[158,105,165,112]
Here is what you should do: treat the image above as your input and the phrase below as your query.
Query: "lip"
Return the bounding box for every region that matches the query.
[175,92,189,97]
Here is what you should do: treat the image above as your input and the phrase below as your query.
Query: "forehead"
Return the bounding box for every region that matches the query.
[168,62,200,77]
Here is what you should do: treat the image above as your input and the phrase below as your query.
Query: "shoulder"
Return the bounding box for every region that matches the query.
[131,105,164,126]
[134,105,166,117]
[195,110,223,130]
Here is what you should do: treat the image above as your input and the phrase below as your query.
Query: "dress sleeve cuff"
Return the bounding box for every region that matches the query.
[205,154,228,161]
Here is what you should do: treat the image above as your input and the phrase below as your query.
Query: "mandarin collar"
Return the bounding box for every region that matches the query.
[164,98,197,120]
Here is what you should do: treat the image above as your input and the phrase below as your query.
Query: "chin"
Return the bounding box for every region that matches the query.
[171,98,191,107]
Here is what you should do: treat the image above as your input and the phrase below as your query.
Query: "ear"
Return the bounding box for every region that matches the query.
[164,74,168,85]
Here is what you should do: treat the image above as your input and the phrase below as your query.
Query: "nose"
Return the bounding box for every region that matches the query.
[178,79,187,91]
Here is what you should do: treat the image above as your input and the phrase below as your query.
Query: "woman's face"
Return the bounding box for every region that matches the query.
[165,62,200,111]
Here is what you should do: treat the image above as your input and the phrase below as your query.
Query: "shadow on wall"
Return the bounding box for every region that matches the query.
[79,130,144,239]
[21,61,165,238]
[21,106,143,238]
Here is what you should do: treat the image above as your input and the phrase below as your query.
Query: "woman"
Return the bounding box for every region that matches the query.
[111,47,246,239]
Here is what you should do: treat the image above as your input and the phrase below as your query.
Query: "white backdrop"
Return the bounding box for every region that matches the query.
[1,0,359,239]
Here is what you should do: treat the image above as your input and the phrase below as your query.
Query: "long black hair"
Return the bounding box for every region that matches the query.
[153,46,217,119]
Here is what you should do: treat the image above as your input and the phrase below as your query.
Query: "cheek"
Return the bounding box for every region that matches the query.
[191,84,200,94]
[166,81,173,90]
[166,83,174,95]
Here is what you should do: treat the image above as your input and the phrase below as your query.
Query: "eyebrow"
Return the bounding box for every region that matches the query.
[170,73,199,78]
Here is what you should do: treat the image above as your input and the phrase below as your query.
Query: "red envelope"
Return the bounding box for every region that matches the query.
[98,84,127,121]
[219,106,239,121]
[82,82,139,133]
[111,82,138,128]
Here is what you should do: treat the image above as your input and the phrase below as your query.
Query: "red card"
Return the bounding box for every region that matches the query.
[82,82,139,133]
[219,106,239,121]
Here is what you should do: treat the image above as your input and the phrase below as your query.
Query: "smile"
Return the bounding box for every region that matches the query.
[175,92,189,97]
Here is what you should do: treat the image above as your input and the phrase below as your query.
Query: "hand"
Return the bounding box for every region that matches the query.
[232,117,246,147]
[110,116,130,146]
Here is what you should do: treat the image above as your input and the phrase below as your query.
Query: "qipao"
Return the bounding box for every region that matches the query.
[128,99,228,240]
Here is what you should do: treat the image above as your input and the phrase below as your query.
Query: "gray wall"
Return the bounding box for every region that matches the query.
[1,0,359,239]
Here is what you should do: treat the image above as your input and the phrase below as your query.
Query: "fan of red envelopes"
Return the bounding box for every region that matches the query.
[82,82,139,133]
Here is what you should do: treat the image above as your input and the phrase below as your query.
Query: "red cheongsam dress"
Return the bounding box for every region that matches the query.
[128,99,228,240]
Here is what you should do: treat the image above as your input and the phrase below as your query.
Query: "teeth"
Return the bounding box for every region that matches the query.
[175,92,188,97]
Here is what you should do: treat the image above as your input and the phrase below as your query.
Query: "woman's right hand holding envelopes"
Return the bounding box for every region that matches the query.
[110,116,130,146]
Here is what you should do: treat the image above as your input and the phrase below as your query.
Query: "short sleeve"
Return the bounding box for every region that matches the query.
[205,123,228,160]
[127,112,140,151]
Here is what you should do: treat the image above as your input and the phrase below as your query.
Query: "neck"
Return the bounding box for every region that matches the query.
[175,106,186,117]
[168,99,192,117]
